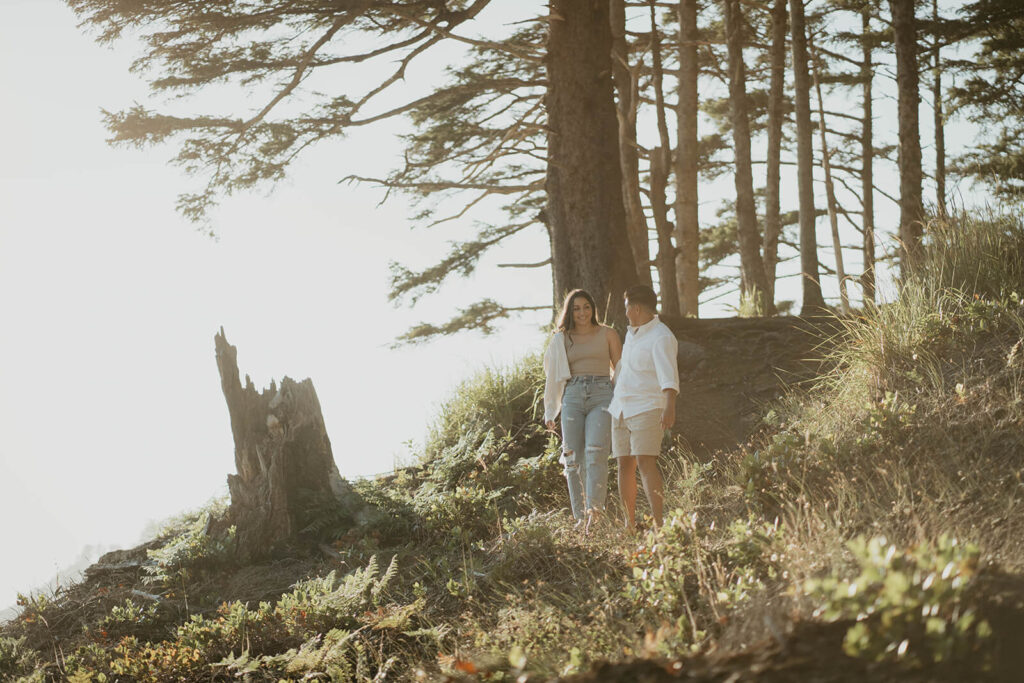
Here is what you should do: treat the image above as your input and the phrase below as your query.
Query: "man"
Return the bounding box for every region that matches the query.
[607,284,679,530]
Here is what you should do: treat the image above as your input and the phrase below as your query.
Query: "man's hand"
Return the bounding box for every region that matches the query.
[660,405,676,430]
[545,420,558,432]
[660,389,678,430]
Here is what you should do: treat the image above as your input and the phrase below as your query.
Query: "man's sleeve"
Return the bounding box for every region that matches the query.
[652,332,680,393]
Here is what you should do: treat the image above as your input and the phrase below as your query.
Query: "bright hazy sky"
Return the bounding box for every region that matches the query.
[0,0,555,607]
[0,0,976,610]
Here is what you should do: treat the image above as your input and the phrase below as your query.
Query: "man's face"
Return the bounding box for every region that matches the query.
[624,298,642,327]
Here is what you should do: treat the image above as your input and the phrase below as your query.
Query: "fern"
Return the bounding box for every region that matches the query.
[279,629,357,680]
[144,513,235,588]
[372,555,399,605]
[276,555,402,632]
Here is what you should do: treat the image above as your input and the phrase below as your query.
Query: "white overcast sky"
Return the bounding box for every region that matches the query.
[0,0,982,609]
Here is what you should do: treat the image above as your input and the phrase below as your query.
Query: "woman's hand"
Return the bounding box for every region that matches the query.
[607,327,623,373]
[545,420,557,432]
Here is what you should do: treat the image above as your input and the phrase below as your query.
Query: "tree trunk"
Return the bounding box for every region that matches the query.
[763,0,787,309]
[651,149,680,317]
[215,328,350,561]
[611,0,654,288]
[547,0,638,326]
[724,0,771,315]
[860,6,876,305]
[932,0,946,219]
[674,0,700,317]
[789,0,826,314]
[810,34,849,314]
[889,0,924,274]
[649,0,680,317]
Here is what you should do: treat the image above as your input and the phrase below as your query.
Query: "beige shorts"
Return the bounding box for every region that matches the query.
[611,409,664,458]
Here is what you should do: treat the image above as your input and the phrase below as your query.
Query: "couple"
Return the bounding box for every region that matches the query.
[543,284,679,531]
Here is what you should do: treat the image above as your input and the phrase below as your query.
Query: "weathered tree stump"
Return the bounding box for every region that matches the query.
[214,328,350,560]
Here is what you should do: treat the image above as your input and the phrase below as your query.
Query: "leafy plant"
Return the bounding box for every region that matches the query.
[0,636,42,680]
[423,355,544,468]
[145,513,235,587]
[806,535,993,668]
[94,598,161,643]
[277,554,399,634]
[625,510,784,653]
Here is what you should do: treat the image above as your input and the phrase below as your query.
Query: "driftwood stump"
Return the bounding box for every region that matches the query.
[214,328,350,560]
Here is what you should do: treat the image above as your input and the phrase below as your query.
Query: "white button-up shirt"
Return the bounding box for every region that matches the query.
[607,315,679,419]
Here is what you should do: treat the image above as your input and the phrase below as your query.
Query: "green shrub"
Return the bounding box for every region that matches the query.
[64,555,417,681]
[144,512,236,614]
[276,554,399,634]
[0,636,43,680]
[469,601,600,677]
[741,431,806,501]
[423,355,543,466]
[93,598,162,643]
[267,627,393,681]
[806,535,992,668]
[402,355,556,542]
[144,495,230,541]
[415,481,509,541]
[625,510,785,653]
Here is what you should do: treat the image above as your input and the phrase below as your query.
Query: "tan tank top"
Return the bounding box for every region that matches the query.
[565,327,611,376]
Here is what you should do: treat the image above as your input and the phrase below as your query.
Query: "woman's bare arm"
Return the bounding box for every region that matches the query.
[606,326,623,372]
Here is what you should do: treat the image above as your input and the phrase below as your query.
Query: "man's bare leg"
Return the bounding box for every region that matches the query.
[636,455,664,528]
[616,455,639,530]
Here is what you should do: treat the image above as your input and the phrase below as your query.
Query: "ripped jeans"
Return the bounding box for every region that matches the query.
[560,375,612,519]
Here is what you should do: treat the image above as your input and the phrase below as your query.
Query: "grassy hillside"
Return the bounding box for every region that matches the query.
[4,211,1024,681]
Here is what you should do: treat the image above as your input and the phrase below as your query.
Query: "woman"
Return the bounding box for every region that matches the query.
[543,289,622,525]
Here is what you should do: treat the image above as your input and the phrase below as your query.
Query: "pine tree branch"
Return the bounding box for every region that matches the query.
[392,299,547,346]
[831,173,866,209]
[463,101,545,182]
[348,78,544,127]
[384,0,543,62]
[345,34,447,125]
[231,13,352,151]
[812,43,867,69]
[497,259,551,268]
[388,222,535,304]
[342,176,541,194]
[424,190,491,229]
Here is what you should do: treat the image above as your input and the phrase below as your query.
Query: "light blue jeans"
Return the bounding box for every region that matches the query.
[560,375,612,519]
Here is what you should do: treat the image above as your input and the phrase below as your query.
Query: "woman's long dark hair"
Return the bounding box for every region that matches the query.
[556,289,600,334]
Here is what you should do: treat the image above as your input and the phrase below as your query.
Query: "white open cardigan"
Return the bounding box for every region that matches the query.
[542,332,572,423]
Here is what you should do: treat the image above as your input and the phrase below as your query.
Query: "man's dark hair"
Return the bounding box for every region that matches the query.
[624,284,658,311]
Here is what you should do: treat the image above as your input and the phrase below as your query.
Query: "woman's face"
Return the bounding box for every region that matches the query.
[571,297,593,328]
